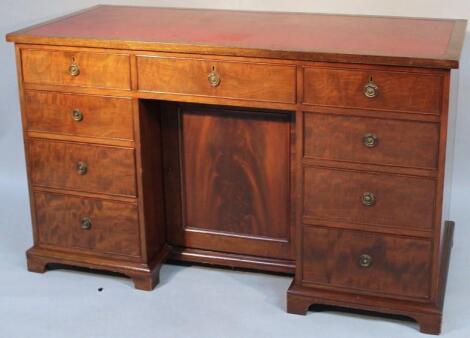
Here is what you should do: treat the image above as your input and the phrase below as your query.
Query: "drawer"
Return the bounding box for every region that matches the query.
[304,113,439,169]
[21,48,131,90]
[34,191,141,257]
[301,226,432,299]
[28,139,136,197]
[303,167,436,229]
[303,66,443,114]
[137,55,296,103]
[24,91,134,140]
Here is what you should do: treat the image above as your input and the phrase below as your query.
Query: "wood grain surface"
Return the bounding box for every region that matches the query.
[35,191,140,257]
[181,106,291,239]
[303,66,443,114]
[21,48,131,90]
[137,55,296,103]
[303,112,440,169]
[162,103,295,260]
[28,139,137,197]
[303,167,436,229]
[24,90,134,140]
[301,226,432,299]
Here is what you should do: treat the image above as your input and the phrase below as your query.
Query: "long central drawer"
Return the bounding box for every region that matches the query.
[136,55,297,103]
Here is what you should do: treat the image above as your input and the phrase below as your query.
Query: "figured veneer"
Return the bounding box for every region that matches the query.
[301,226,432,299]
[24,91,134,140]
[303,113,440,170]
[163,103,295,260]
[303,66,443,114]
[28,139,137,197]
[21,48,131,90]
[181,107,290,238]
[303,167,436,230]
[34,191,141,258]
[137,55,296,103]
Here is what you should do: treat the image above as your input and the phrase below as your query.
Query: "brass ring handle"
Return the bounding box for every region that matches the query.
[71,108,83,122]
[364,80,378,98]
[76,161,88,175]
[362,192,376,206]
[69,62,80,77]
[208,66,221,87]
[359,254,372,268]
[80,217,92,230]
[363,133,378,148]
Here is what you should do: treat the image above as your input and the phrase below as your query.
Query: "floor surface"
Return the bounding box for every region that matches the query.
[1,177,469,338]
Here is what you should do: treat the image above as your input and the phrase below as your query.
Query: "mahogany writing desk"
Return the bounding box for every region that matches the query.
[6,5,466,334]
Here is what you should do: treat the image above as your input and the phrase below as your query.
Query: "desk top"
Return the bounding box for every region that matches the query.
[6,5,467,69]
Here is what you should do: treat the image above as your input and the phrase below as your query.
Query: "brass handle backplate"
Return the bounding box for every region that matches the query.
[80,217,92,230]
[76,161,88,175]
[364,78,378,98]
[208,66,221,87]
[72,108,83,122]
[69,60,80,77]
[363,133,378,148]
[359,254,372,268]
[362,192,376,206]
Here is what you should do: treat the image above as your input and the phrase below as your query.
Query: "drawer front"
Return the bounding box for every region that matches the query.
[304,113,439,169]
[302,226,432,299]
[22,49,131,90]
[303,167,436,229]
[35,191,140,257]
[24,91,134,140]
[303,66,442,114]
[28,139,136,197]
[137,56,296,103]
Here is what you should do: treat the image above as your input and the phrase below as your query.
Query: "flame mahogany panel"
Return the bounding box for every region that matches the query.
[182,107,290,238]
[164,103,294,259]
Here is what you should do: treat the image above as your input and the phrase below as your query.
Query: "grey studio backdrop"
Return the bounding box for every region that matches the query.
[1,1,469,338]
